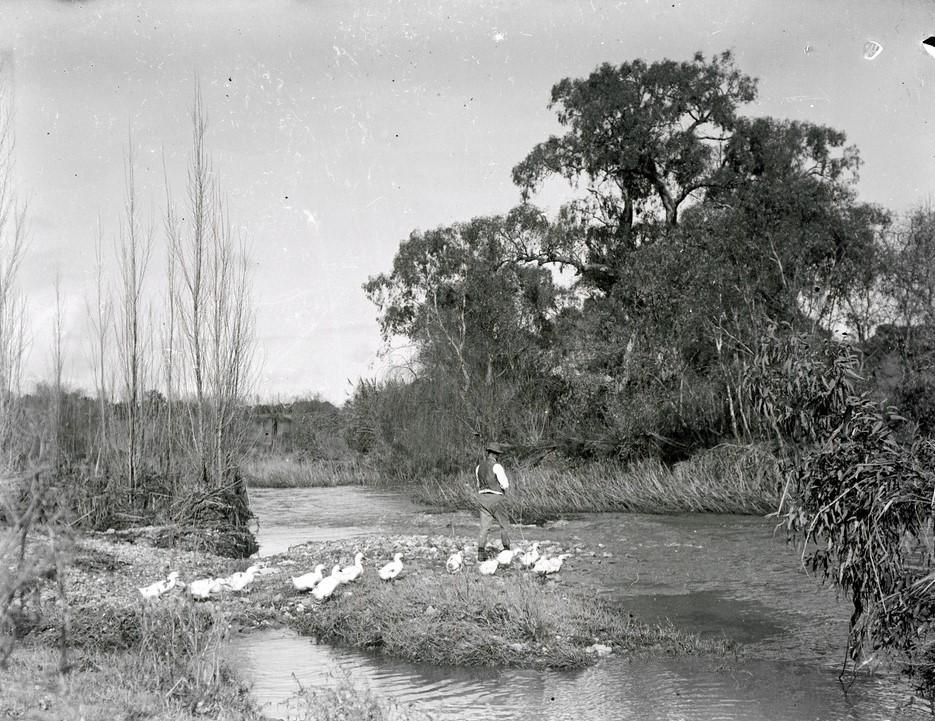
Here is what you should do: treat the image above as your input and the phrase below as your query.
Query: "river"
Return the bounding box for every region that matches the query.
[230,486,928,720]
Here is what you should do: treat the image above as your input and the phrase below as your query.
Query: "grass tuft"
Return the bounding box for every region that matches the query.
[288,569,731,670]
[37,595,244,714]
[283,672,431,721]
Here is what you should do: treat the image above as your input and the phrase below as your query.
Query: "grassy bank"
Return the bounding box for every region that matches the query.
[1,605,256,720]
[243,456,381,488]
[240,533,736,670]
[288,570,728,670]
[415,443,781,522]
[1,534,261,720]
[2,640,420,721]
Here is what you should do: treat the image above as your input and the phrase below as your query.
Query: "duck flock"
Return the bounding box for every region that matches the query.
[136,540,569,603]
[137,563,280,601]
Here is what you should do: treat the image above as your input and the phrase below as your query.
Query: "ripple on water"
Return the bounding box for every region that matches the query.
[242,488,929,718]
[611,590,788,644]
[229,629,929,721]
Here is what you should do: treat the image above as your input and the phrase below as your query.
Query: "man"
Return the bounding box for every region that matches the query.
[475,442,511,561]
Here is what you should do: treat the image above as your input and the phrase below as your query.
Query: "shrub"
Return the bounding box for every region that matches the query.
[751,323,935,692]
[285,674,430,721]
[0,468,68,668]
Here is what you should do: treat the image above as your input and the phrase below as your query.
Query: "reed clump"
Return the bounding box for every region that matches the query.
[415,443,780,522]
[36,596,248,715]
[0,468,71,667]
[133,599,234,710]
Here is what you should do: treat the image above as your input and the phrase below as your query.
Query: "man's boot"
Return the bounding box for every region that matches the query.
[477,546,487,562]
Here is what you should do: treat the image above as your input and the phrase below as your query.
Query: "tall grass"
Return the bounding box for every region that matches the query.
[243,456,382,488]
[0,605,255,719]
[0,468,68,667]
[58,596,241,713]
[135,599,231,709]
[415,443,780,521]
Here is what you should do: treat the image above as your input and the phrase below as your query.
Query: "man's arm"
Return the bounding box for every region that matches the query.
[492,463,509,491]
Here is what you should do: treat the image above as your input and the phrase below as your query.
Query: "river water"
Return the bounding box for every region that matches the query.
[232,487,929,720]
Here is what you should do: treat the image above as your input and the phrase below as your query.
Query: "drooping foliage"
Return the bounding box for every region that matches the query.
[746,324,935,688]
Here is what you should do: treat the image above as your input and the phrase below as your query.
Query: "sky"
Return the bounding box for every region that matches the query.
[2,0,934,404]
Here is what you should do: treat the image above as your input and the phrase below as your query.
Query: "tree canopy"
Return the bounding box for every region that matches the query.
[509,51,755,288]
[361,50,894,462]
[364,213,561,442]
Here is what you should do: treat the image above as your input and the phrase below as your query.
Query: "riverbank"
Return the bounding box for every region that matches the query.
[246,444,782,523]
[0,527,736,719]
[243,456,380,488]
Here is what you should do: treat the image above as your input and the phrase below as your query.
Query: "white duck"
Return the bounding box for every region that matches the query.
[311,565,344,602]
[339,553,365,583]
[518,543,540,569]
[378,553,404,581]
[478,558,499,575]
[188,576,224,600]
[223,565,260,592]
[138,571,180,599]
[496,548,515,567]
[446,549,464,574]
[292,564,326,591]
[534,553,570,576]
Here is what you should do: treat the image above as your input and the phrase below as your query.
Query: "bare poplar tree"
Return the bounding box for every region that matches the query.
[115,144,153,503]
[86,218,113,475]
[162,157,179,490]
[0,52,65,673]
[49,272,64,466]
[0,52,27,471]
[166,86,255,490]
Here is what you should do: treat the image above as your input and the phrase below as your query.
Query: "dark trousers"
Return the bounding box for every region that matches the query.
[477,492,511,549]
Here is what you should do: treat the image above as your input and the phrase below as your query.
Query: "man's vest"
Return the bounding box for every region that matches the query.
[476,457,502,494]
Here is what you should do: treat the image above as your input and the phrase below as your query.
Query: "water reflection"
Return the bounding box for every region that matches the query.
[248,486,427,556]
[614,590,788,643]
[231,628,927,721]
